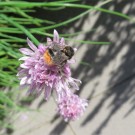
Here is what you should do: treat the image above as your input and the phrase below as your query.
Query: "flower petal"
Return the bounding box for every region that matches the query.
[20,63,29,69]
[44,85,52,100]
[68,77,81,90]
[20,77,27,85]
[73,78,82,84]
[27,78,32,84]
[73,48,77,52]
[38,44,46,53]
[47,37,52,45]
[17,69,27,76]
[27,38,37,51]
[60,37,65,45]
[63,65,71,76]
[19,48,34,56]
[27,83,36,94]
[67,58,76,64]
[53,29,59,43]
[70,81,79,90]
[19,56,29,61]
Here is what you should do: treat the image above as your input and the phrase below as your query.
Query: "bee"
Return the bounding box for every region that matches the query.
[43,43,74,68]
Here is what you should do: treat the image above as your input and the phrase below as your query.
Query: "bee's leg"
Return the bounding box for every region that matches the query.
[57,61,66,74]
[57,66,62,74]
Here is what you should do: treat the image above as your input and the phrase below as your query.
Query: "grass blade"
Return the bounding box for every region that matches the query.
[0,14,39,45]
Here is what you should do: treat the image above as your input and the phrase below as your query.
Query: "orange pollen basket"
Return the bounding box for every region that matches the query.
[43,50,54,65]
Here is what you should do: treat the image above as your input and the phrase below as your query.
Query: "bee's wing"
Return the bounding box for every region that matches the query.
[52,43,65,51]
[53,51,68,65]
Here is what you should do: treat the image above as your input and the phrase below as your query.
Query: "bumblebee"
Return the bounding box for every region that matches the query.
[43,43,74,67]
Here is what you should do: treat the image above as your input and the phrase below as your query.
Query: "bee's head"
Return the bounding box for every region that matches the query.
[62,46,74,59]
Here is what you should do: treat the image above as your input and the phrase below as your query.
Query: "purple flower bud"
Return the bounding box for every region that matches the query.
[57,93,88,121]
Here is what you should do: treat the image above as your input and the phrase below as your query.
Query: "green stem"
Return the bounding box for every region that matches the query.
[0,14,39,45]
[31,0,113,31]
[0,1,133,22]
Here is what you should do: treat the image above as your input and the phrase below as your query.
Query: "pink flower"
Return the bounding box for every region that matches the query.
[57,92,88,121]
[17,30,88,121]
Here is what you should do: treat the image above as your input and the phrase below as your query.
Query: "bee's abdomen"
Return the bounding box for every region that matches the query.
[43,49,54,65]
